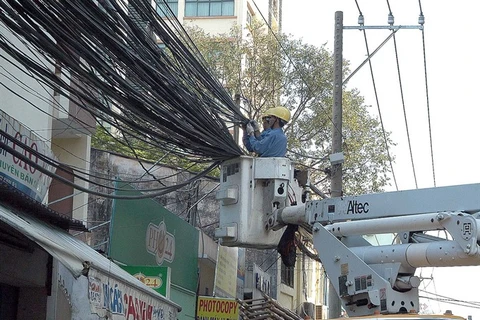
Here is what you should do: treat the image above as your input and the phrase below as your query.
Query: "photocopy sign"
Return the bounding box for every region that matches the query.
[197,296,239,320]
[0,110,55,202]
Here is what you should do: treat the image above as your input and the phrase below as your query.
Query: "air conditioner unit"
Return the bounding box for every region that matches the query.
[316,305,328,320]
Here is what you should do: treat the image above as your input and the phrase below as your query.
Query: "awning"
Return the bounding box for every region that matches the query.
[0,204,181,313]
[0,180,87,231]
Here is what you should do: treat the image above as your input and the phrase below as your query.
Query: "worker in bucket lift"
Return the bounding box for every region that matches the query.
[242,106,291,157]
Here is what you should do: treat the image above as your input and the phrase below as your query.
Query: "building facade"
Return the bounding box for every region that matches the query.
[0,12,181,320]
[154,0,282,35]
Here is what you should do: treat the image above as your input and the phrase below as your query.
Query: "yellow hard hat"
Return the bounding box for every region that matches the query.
[263,107,291,123]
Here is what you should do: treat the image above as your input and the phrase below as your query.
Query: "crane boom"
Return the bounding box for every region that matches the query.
[215,156,480,316]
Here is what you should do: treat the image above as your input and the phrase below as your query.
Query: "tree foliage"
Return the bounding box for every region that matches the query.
[91,125,220,176]
[186,21,394,195]
[92,20,394,195]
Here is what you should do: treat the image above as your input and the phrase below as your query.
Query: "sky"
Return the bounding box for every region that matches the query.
[282,0,480,318]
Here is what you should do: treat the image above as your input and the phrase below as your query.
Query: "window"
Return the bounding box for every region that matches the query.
[281,262,294,288]
[246,10,252,25]
[156,0,178,18]
[185,0,234,17]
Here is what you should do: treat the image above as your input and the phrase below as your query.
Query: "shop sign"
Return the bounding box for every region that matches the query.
[110,183,199,293]
[0,110,55,202]
[214,245,238,298]
[121,266,171,298]
[88,268,177,320]
[197,296,239,320]
[146,221,175,265]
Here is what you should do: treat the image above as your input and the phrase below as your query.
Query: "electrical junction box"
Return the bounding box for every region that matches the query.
[329,152,344,165]
[215,156,300,248]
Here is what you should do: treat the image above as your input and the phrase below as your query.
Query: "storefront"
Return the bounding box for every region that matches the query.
[0,182,181,320]
[110,183,199,320]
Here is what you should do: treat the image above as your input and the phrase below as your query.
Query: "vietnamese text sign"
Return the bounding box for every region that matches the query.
[88,268,177,320]
[0,110,55,202]
[146,221,175,265]
[197,296,238,320]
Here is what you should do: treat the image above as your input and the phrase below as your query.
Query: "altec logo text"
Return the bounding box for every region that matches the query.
[347,200,369,214]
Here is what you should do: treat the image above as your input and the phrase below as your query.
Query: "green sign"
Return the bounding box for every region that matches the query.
[110,182,199,292]
[121,266,170,297]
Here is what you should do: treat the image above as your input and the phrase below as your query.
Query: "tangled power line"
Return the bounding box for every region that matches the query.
[0,0,248,198]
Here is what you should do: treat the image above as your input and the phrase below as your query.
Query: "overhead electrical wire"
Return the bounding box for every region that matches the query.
[251,0,346,154]
[350,0,435,190]
[0,129,219,199]
[353,0,398,191]
[0,58,101,144]
[0,113,185,191]
[385,0,418,189]
[419,289,480,310]
[0,0,252,199]
[417,0,436,187]
[0,0,247,164]
[247,0,433,194]
[0,127,219,197]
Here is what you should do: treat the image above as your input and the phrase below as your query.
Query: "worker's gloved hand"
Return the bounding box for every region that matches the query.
[250,119,260,132]
[241,120,248,130]
[246,122,255,135]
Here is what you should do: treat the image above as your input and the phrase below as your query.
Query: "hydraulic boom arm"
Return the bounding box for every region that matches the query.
[215,156,480,316]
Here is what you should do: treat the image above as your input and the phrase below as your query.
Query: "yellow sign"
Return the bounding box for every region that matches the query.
[197,296,239,320]
[214,246,238,298]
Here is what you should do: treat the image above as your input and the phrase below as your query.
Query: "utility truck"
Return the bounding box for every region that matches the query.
[215,156,480,317]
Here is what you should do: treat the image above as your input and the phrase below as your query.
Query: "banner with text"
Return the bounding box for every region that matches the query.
[0,110,55,202]
[197,296,238,320]
[110,182,199,293]
[121,266,171,298]
[88,268,177,320]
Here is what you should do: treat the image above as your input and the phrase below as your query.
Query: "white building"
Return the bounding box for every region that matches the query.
[154,0,282,35]
[0,23,95,225]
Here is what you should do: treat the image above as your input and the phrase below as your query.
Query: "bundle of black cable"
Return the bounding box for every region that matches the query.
[277,224,298,268]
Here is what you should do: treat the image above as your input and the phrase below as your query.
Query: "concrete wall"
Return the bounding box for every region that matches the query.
[51,136,91,223]
[0,25,53,144]
[1,22,93,222]
[87,149,220,251]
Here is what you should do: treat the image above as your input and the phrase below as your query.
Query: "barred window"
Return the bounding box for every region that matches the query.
[281,262,294,288]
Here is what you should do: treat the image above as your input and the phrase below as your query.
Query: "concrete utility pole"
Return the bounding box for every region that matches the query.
[325,10,423,318]
[233,93,241,144]
[331,11,344,199]
[328,10,344,319]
